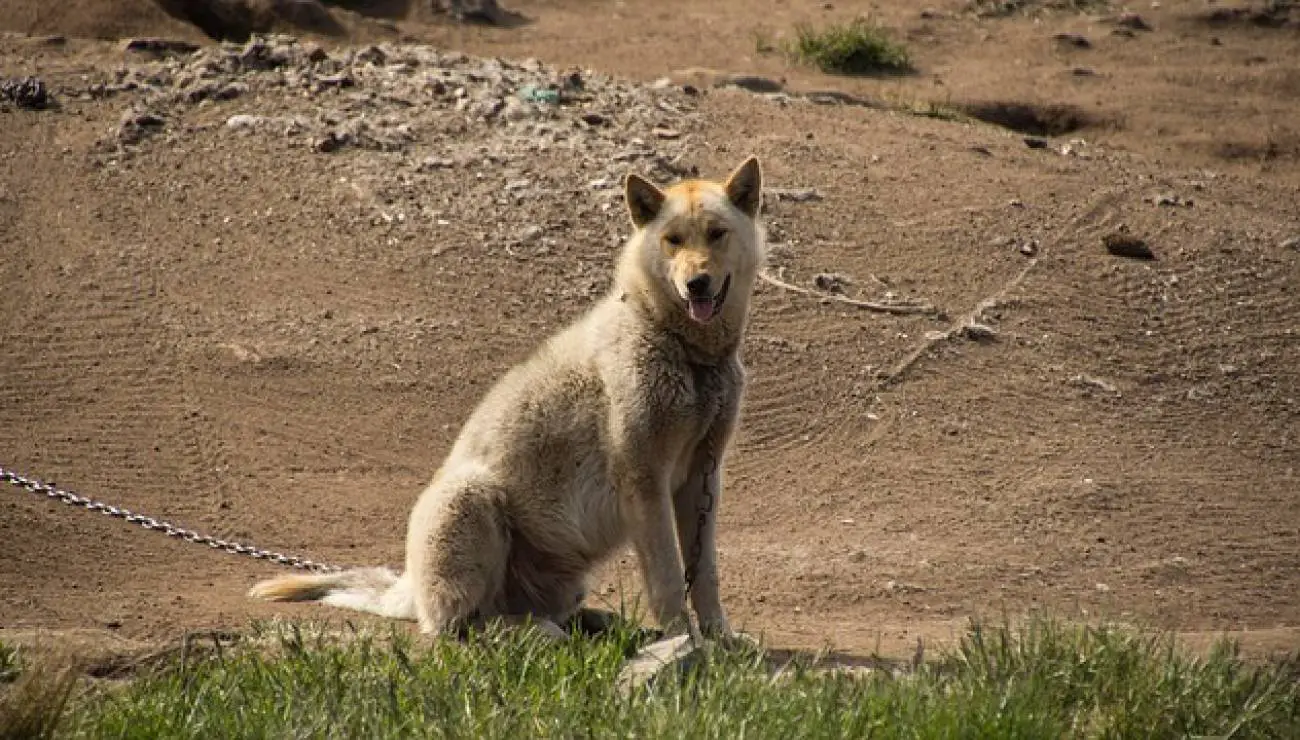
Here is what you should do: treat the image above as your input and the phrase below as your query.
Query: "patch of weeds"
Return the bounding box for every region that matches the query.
[0,643,79,740]
[0,642,18,684]
[783,18,912,76]
[53,617,1300,738]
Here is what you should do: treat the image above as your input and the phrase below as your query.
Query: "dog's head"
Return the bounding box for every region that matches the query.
[623,157,764,325]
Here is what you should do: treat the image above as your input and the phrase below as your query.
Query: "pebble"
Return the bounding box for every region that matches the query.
[226,114,265,129]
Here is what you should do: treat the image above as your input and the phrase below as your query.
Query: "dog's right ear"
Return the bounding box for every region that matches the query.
[624,173,665,228]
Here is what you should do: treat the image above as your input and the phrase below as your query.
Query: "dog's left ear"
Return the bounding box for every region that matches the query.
[724,156,762,218]
[625,173,666,228]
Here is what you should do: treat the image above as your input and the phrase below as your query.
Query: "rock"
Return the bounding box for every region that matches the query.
[1072,67,1097,77]
[418,156,456,171]
[239,37,294,70]
[0,76,51,110]
[117,109,166,144]
[1145,193,1193,208]
[1023,137,1049,150]
[1103,232,1155,260]
[813,273,852,293]
[355,45,388,66]
[962,323,999,342]
[1280,236,1300,251]
[767,187,823,203]
[312,131,350,153]
[616,634,706,696]
[580,112,608,126]
[1052,33,1091,49]
[653,127,682,140]
[225,114,265,130]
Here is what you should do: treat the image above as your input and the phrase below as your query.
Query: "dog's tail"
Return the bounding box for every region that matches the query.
[248,566,416,620]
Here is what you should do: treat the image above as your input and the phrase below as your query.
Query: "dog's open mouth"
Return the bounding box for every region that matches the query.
[687,274,731,324]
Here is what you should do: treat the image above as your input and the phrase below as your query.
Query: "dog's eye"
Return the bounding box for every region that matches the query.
[707,227,728,242]
[664,234,685,247]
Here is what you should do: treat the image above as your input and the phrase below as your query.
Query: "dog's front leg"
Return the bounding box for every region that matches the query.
[614,465,689,635]
[674,463,731,639]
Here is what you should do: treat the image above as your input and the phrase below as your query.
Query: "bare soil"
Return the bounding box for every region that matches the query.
[2,0,1298,662]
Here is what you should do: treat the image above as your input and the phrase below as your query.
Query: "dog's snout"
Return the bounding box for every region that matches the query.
[685,274,712,298]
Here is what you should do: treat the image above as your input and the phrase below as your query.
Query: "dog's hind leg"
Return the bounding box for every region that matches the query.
[405,477,510,637]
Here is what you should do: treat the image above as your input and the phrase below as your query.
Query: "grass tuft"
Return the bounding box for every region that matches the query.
[39,617,1300,738]
[0,642,80,740]
[783,18,912,76]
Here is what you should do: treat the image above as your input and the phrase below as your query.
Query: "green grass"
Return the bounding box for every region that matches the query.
[0,642,17,684]
[16,617,1292,739]
[783,18,912,76]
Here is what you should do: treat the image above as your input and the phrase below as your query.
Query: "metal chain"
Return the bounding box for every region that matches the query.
[683,445,717,597]
[1,464,340,573]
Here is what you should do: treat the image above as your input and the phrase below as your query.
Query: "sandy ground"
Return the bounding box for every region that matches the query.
[1,0,1298,662]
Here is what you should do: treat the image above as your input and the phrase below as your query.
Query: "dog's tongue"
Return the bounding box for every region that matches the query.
[688,298,715,323]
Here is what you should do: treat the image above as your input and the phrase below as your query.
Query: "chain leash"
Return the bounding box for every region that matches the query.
[1,464,340,573]
[683,445,717,596]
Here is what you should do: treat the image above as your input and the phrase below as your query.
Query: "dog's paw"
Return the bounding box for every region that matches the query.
[713,630,761,651]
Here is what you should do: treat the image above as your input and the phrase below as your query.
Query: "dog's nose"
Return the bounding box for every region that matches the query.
[685,275,712,298]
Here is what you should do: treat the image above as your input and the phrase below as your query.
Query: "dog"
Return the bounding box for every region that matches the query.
[249,157,765,640]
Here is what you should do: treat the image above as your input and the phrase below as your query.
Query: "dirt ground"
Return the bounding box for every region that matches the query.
[2,0,1298,663]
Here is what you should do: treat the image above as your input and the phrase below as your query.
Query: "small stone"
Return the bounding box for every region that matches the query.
[1103,232,1155,260]
[1019,239,1039,256]
[616,634,705,696]
[1281,236,1300,250]
[970,145,993,156]
[225,114,264,130]
[588,177,613,190]
[1095,582,1111,593]
[962,323,999,342]
[356,45,388,65]
[1024,137,1049,149]
[580,112,608,126]
[418,156,455,171]
[767,187,823,203]
[813,273,852,293]
[1072,67,1097,76]
[313,132,349,153]
[653,127,681,140]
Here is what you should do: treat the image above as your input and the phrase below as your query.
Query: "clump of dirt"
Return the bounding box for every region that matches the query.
[1200,2,1298,29]
[956,100,1098,137]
